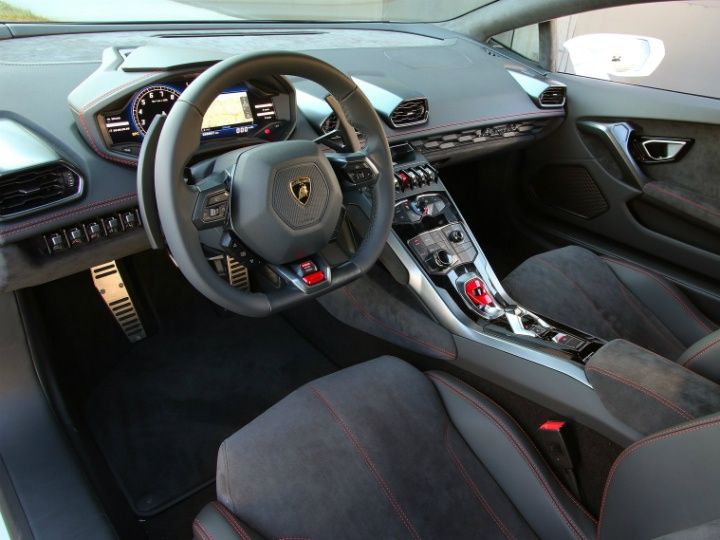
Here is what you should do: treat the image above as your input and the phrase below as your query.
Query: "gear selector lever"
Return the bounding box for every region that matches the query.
[459,275,503,320]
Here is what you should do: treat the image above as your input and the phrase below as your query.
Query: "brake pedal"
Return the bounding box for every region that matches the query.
[91,261,147,343]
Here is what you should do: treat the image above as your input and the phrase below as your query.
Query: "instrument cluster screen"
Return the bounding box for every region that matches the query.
[100,78,279,151]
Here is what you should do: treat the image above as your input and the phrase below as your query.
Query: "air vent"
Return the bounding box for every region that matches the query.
[321,113,338,133]
[0,163,83,220]
[319,113,366,148]
[539,86,566,107]
[389,98,429,128]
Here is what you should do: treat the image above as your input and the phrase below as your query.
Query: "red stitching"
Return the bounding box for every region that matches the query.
[682,336,720,367]
[193,519,214,540]
[444,424,515,540]
[428,374,590,540]
[431,374,597,523]
[70,73,159,168]
[646,182,720,219]
[602,257,714,334]
[76,111,137,167]
[213,502,252,540]
[0,192,137,238]
[78,74,158,114]
[341,286,455,360]
[310,387,422,540]
[585,366,693,420]
[597,416,720,539]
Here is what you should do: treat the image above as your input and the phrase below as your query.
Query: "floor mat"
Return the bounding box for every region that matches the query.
[84,256,337,516]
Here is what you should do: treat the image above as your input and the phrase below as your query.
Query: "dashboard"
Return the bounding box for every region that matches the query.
[0,25,565,292]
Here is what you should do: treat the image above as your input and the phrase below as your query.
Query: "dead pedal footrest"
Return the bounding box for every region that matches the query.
[91,260,147,343]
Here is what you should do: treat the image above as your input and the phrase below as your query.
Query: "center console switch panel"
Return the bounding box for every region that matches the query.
[407,223,477,275]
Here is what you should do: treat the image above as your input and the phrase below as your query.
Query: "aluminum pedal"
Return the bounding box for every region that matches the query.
[226,255,250,290]
[91,261,147,343]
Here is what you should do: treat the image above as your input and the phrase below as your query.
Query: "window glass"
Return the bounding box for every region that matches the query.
[554,1,720,98]
[494,24,540,63]
[0,0,496,23]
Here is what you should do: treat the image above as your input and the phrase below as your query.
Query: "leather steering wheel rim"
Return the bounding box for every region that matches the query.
[154,51,395,316]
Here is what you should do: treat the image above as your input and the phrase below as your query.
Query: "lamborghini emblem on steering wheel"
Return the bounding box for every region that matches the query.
[290,176,312,205]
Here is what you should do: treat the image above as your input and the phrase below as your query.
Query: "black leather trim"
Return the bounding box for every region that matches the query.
[194,502,264,540]
[599,414,720,540]
[428,371,597,540]
[654,517,720,540]
[603,257,715,350]
[679,329,720,383]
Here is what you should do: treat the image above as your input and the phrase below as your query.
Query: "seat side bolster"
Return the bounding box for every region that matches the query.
[194,502,265,540]
[678,329,720,384]
[599,415,720,540]
[428,371,597,540]
[603,257,715,349]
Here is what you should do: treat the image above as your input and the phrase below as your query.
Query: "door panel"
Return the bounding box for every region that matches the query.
[520,73,720,285]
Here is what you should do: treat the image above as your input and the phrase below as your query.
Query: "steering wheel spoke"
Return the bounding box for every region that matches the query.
[190,170,231,231]
[326,150,380,192]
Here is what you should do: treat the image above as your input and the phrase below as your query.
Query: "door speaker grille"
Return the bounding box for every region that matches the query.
[531,165,608,219]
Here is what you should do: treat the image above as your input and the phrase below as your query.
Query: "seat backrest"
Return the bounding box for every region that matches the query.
[599,414,720,539]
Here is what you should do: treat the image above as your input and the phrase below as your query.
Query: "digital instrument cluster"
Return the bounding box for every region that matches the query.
[98,77,281,155]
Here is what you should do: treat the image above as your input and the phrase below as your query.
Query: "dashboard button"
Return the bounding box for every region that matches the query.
[103,216,121,235]
[121,211,139,229]
[87,222,103,241]
[47,232,67,253]
[67,227,86,246]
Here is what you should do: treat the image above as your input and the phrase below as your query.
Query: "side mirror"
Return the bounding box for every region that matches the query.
[563,33,665,79]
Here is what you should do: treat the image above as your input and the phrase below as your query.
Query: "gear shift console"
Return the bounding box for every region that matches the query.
[390,167,603,362]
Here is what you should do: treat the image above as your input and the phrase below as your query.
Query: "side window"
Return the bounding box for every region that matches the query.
[494,1,720,99]
[493,24,540,63]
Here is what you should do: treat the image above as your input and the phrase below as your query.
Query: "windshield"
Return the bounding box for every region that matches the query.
[0,0,496,23]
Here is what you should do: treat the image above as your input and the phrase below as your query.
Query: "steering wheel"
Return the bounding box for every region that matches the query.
[152,52,394,316]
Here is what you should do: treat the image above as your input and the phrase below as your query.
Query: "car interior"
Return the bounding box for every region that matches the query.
[1,0,720,539]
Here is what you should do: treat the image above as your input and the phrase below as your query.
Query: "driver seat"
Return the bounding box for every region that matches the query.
[193,357,720,540]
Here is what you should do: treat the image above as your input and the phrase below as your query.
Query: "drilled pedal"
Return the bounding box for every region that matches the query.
[226,256,250,290]
[91,261,147,343]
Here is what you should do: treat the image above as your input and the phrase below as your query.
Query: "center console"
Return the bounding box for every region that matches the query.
[382,144,603,383]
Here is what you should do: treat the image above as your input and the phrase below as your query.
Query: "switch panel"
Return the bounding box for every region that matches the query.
[407,223,477,274]
[41,207,143,255]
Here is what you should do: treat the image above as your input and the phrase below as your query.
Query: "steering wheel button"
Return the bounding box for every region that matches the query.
[207,191,229,205]
[299,260,317,274]
[301,271,325,286]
